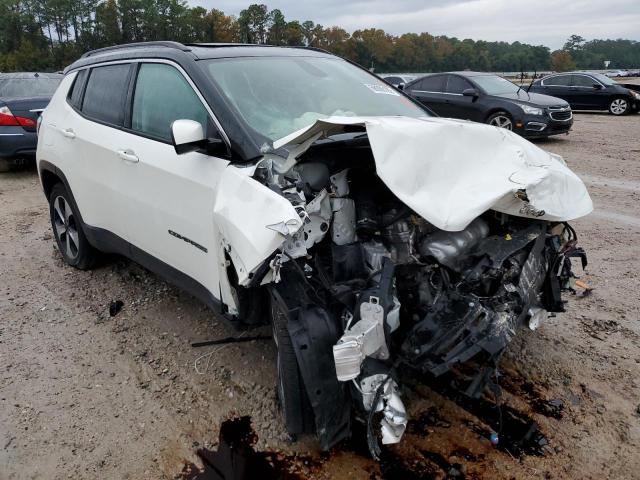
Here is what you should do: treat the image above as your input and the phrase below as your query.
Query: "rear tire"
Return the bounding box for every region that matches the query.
[609,97,629,115]
[486,111,514,130]
[0,159,12,172]
[49,183,97,270]
[270,294,314,436]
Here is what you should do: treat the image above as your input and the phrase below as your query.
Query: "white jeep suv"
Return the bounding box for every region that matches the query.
[37,41,592,454]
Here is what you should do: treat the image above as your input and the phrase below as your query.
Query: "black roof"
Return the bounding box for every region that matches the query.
[66,41,334,73]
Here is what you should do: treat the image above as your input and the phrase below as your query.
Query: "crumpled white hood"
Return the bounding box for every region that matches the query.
[273,116,593,231]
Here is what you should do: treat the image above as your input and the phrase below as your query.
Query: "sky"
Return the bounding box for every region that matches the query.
[190,0,640,49]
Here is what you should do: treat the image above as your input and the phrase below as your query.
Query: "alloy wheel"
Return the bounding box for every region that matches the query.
[610,99,628,115]
[53,196,79,260]
[489,115,513,130]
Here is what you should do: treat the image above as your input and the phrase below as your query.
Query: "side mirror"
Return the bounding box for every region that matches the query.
[397,83,405,90]
[462,88,479,97]
[171,119,206,154]
[171,119,230,157]
[593,84,603,90]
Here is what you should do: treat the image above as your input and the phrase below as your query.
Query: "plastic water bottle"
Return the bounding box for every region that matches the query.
[490,432,499,445]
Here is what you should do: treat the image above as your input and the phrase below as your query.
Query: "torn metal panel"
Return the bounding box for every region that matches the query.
[333,295,389,381]
[273,116,593,231]
[212,165,303,285]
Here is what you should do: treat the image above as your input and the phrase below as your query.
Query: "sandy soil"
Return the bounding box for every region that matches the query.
[1,108,639,479]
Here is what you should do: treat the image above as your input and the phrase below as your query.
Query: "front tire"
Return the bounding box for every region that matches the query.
[487,111,514,130]
[49,183,97,270]
[609,97,629,115]
[270,294,314,437]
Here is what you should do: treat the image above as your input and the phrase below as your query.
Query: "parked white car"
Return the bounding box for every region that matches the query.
[37,42,592,455]
[605,70,629,78]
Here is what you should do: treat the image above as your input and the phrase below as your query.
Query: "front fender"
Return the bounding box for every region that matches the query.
[212,165,302,286]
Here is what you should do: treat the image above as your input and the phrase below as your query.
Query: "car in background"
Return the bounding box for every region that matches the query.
[381,74,416,88]
[528,72,640,115]
[605,70,629,78]
[403,71,573,138]
[0,72,63,171]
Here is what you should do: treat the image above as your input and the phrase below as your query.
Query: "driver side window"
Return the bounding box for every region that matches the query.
[132,63,209,142]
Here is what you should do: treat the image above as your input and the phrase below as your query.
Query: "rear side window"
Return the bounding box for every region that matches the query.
[82,64,131,126]
[413,75,445,92]
[543,75,571,86]
[131,63,208,142]
[67,70,88,109]
[446,75,473,94]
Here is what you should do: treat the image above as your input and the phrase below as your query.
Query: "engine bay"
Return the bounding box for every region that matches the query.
[252,137,587,454]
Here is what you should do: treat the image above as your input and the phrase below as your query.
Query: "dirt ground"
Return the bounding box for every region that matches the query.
[1,107,640,479]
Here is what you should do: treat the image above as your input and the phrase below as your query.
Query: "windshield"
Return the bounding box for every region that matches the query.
[472,75,521,95]
[590,73,616,86]
[0,77,61,98]
[200,56,428,142]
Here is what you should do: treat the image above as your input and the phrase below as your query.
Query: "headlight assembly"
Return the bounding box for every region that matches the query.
[515,103,544,115]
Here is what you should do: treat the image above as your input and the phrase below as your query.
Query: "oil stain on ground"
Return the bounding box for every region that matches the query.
[179,416,319,480]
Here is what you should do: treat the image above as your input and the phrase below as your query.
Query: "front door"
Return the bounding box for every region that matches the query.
[116,61,230,299]
[569,74,605,108]
[443,74,483,121]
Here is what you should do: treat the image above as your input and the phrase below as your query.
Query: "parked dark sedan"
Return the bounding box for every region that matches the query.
[0,72,62,170]
[528,72,640,115]
[404,72,573,138]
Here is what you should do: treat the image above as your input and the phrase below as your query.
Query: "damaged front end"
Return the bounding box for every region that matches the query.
[228,117,591,454]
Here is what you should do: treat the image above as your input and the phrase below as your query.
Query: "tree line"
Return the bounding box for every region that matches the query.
[1,1,639,73]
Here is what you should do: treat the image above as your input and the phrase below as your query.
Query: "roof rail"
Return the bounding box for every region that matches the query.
[184,43,333,55]
[183,42,259,48]
[81,41,191,58]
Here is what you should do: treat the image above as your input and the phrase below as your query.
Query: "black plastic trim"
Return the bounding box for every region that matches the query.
[83,223,225,314]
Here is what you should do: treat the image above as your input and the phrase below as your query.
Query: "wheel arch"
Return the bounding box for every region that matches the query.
[484,107,513,122]
[38,160,88,230]
[39,161,64,200]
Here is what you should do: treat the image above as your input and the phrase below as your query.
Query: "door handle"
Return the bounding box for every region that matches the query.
[62,128,76,139]
[117,149,139,163]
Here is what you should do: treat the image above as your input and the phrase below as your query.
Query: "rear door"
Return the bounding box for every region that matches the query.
[60,63,136,240]
[115,61,229,298]
[539,74,574,106]
[406,75,448,115]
